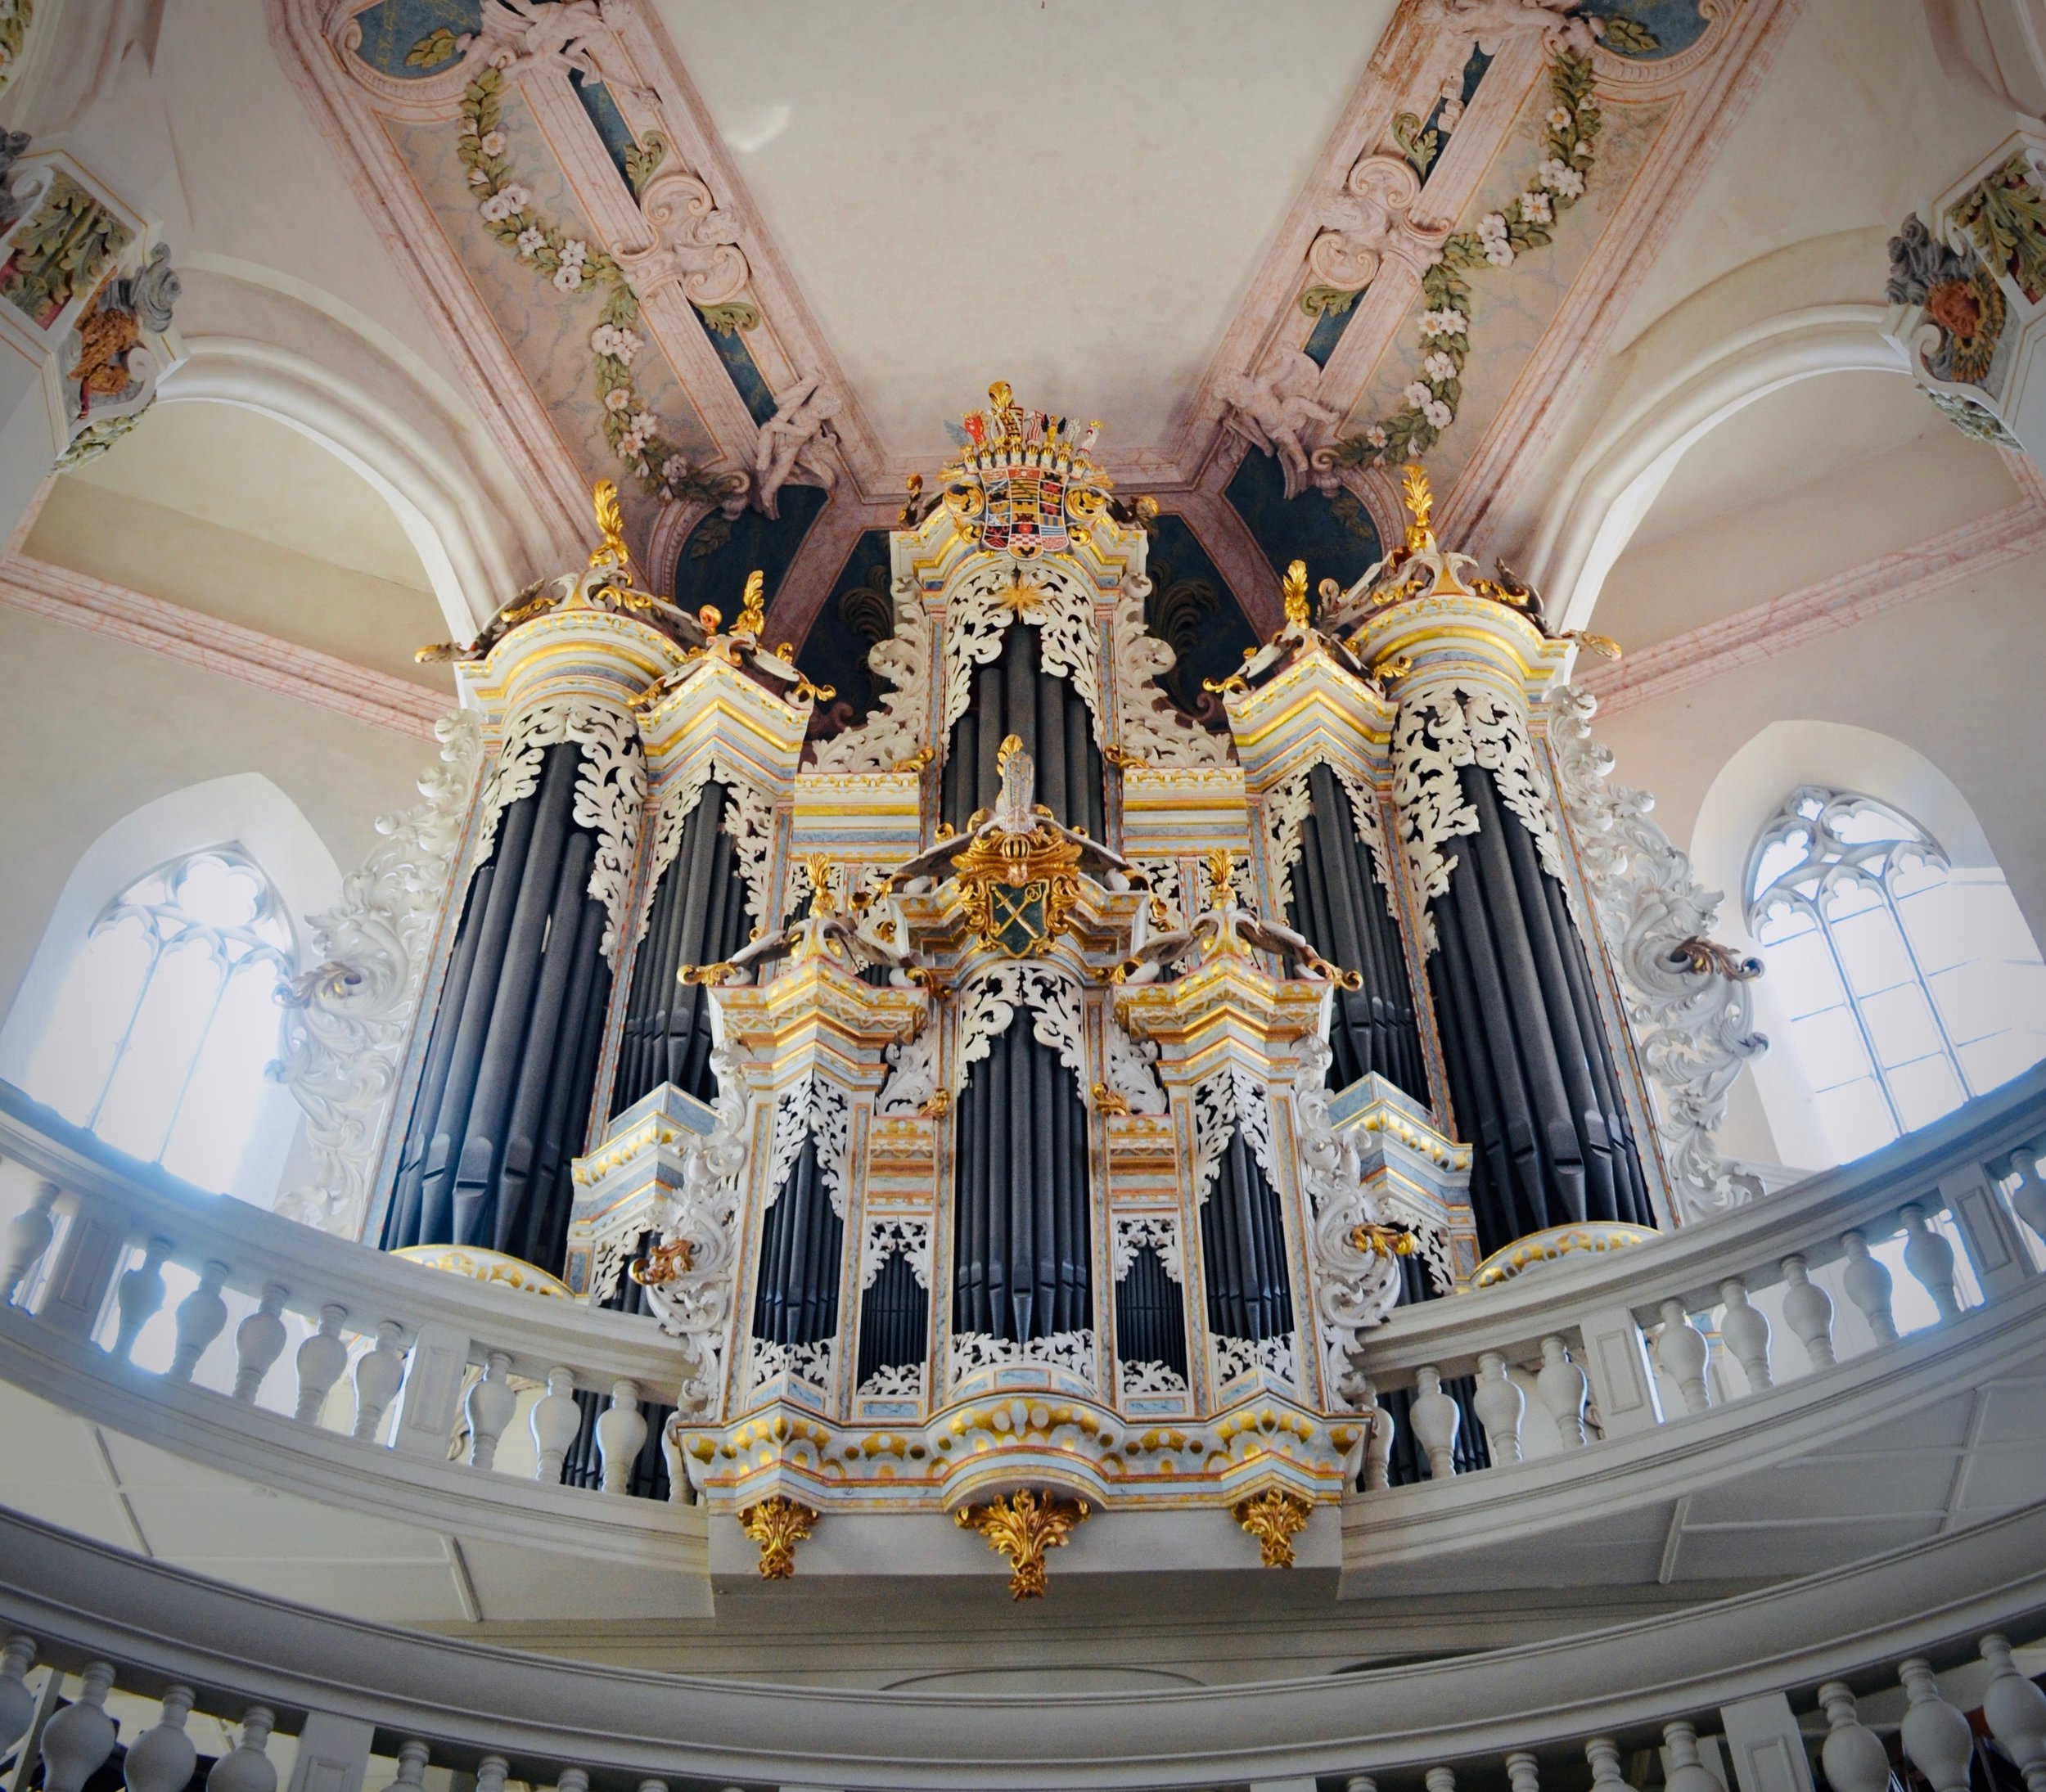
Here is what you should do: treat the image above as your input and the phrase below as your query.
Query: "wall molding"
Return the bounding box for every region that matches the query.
[0,552,448,737]
[1580,480,2046,716]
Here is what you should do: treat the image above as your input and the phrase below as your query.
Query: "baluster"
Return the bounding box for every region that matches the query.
[465,1351,516,1470]
[169,1260,231,1383]
[1717,1276,1773,1391]
[383,1740,430,1792]
[1504,1751,1540,1792]
[1586,1737,1639,1792]
[3,1182,59,1304]
[232,1284,290,1403]
[123,1685,196,1792]
[351,1321,408,1441]
[1656,1300,1711,1415]
[1982,1633,2046,1792]
[1900,1205,1962,1321]
[660,1409,689,1504]
[1818,1682,1894,1792]
[1779,1254,1836,1369]
[474,1756,509,1792]
[2008,1147,2046,1245]
[1900,1657,1975,1792]
[1426,1767,1456,1792]
[1841,1231,1898,1344]
[1663,1722,1721,1792]
[1472,1352,1525,1464]
[205,1706,277,1792]
[1346,1776,1378,1792]
[1356,1376,1395,1490]
[294,1304,349,1424]
[634,1776,666,1792]
[555,1767,589,1792]
[531,1366,581,1483]
[113,1239,172,1361]
[597,1378,648,1493]
[1537,1336,1589,1446]
[0,1633,35,1753]
[38,1661,116,1792]
[1409,1365,1459,1479]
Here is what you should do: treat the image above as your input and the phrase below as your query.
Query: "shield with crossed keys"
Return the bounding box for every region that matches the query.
[988,875,1052,957]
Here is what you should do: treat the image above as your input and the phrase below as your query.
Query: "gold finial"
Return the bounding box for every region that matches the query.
[735,568,767,637]
[1399,462,1435,553]
[1233,1488,1313,1569]
[1204,848,1237,902]
[588,478,631,571]
[804,854,836,916]
[1282,559,1311,628]
[697,604,722,633]
[988,380,1013,410]
[996,733,1024,774]
[738,1497,818,1579]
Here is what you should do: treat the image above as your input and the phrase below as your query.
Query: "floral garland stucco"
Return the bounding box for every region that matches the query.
[1333,52,1599,469]
[459,63,729,506]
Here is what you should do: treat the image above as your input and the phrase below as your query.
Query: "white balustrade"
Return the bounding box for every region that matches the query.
[350,1321,408,1441]
[1425,1767,1455,1792]
[474,1754,510,1792]
[597,1376,648,1492]
[1981,1632,2046,1792]
[1778,1254,1836,1369]
[1899,1656,1974,1792]
[1818,1682,1891,1792]
[1585,1736,1638,1792]
[1656,1301,1711,1416]
[1410,1365,1459,1479]
[1536,1335,1589,1446]
[206,1705,277,1792]
[1472,1352,1525,1464]
[294,1303,349,1422]
[113,1238,171,1362]
[466,1350,517,1470]
[0,1633,35,1751]
[1900,1204,1963,1321]
[169,1260,231,1383]
[1840,1229,1899,1344]
[123,1684,196,1792]
[1503,1751,1539,1792]
[3,1182,57,1304]
[1662,1722,1721,1792]
[532,1365,582,1483]
[38,1660,116,1792]
[1716,1276,1773,1391]
[1345,1776,1378,1792]
[2008,1147,2046,1247]
[384,1740,430,1792]
[232,1284,290,1403]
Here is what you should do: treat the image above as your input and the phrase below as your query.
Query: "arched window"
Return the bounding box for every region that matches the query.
[1746,786,2046,1164]
[27,849,296,1194]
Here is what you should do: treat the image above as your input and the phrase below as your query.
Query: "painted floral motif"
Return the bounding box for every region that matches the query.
[458,64,730,504]
[1332,51,1600,468]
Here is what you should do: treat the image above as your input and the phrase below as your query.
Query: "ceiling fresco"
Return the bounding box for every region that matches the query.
[280,0,1791,722]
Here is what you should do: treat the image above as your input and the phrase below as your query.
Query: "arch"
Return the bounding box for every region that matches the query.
[1692,721,2044,1168]
[1530,305,1910,633]
[0,775,341,1209]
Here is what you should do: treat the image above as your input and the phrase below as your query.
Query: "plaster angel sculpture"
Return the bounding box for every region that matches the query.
[1215,349,1341,501]
[753,376,842,519]
[1420,0,1601,56]
[478,0,659,110]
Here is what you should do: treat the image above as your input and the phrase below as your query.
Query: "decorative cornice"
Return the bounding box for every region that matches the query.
[0,552,448,736]
[1581,488,2046,715]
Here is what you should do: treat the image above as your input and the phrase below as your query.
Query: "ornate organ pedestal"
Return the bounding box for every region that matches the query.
[372,395,1763,1591]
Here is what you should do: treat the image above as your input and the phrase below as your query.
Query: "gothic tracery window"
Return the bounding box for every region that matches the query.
[28,849,296,1194]
[1746,786,2046,1164]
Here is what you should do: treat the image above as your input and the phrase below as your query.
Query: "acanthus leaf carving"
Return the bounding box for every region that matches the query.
[861,1217,931,1291]
[954,962,1088,1096]
[1109,575,1232,767]
[1546,683,1768,1222]
[1111,1213,1183,1284]
[940,559,1106,748]
[1101,1010,1168,1116]
[809,572,934,773]
[270,711,484,1237]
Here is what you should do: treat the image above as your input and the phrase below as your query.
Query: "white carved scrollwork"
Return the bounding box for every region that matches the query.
[640,1039,750,1416]
[749,1336,833,1394]
[1306,152,1451,292]
[940,559,1105,745]
[764,1074,852,1218]
[949,1328,1094,1384]
[636,754,777,945]
[1189,1064,1280,1201]
[1390,681,1564,952]
[1109,578,1233,766]
[1119,1359,1189,1398]
[1264,772,1317,918]
[471,697,646,963]
[1546,683,1768,1220]
[810,573,934,773]
[875,1027,940,1115]
[1111,1214,1183,1283]
[1291,1034,1408,1407]
[955,963,1088,1096]
[855,1361,926,1399]
[271,712,484,1236]
[724,778,777,929]
[1101,1011,1168,1115]
[1329,763,1404,925]
[860,1217,931,1290]
[1132,856,1183,926]
[1214,1331,1299,1389]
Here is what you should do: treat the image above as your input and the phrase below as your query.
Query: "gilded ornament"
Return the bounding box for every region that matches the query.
[588,478,633,574]
[917,1087,953,1119]
[739,1496,818,1578]
[1233,1488,1313,1568]
[1102,744,1147,771]
[1399,462,1435,552]
[1090,1081,1132,1117]
[954,1488,1089,1599]
[895,745,936,773]
[1281,558,1312,629]
[1350,1220,1417,1258]
[1669,935,1761,981]
[952,822,1084,959]
[629,1237,695,1285]
[734,567,767,638]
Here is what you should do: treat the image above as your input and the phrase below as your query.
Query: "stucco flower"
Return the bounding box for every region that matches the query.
[1364,424,1389,450]
[591,323,642,362]
[1422,398,1453,430]
[479,130,507,156]
[1423,351,1456,382]
[1403,380,1432,409]
[629,412,655,436]
[603,388,633,412]
[662,456,687,483]
[1547,106,1573,130]
[1522,191,1553,225]
[1538,157,1585,198]
[1421,307,1467,338]
[516,227,546,255]
[559,237,589,267]
[553,263,585,292]
[619,428,647,456]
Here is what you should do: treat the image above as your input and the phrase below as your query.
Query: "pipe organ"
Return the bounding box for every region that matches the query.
[379,393,1687,1588]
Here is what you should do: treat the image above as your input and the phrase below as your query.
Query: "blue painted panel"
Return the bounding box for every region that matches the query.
[1578,0,1709,57]
[1144,516,1259,724]
[570,74,637,189]
[796,529,896,731]
[669,484,828,633]
[700,312,780,425]
[1304,295,1360,368]
[347,0,480,77]
[1224,448,1383,598]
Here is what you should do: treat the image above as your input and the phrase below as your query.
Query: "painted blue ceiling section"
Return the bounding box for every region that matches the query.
[1578,0,1710,56]
[1144,515,1259,726]
[346,0,480,75]
[669,484,828,631]
[797,529,896,733]
[1224,448,1384,600]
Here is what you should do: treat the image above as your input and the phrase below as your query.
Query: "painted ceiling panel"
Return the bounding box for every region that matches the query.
[654,0,1399,454]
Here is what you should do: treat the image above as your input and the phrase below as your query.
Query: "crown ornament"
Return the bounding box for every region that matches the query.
[939,380,1112,560]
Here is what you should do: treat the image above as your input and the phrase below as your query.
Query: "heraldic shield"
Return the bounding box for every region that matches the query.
[980,468,1070,557]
